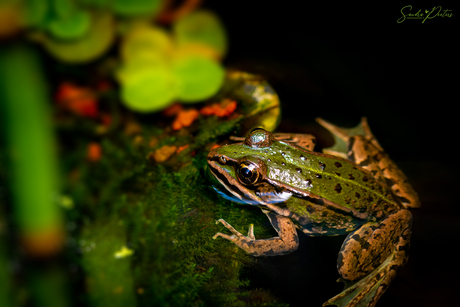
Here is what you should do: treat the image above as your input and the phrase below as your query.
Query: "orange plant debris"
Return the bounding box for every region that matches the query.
[150,145,177,163]
[55,82,98,118]
[176,144,189,153]
[200,99,237,117]
[163,103,183,117]
[87,142,102,162]
[172,109,199,130]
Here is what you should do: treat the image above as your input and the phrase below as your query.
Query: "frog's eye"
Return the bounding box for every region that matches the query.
[237,161,260,185]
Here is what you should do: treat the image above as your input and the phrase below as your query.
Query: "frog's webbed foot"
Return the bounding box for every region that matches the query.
[324,209,412,307]
[213,211,299,257]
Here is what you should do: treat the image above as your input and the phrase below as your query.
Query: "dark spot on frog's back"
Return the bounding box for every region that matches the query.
[319,162,326,170]
[334,183,342,193]
[334,161,342,168]
[348,174,355,180]
[305,179,312,187]
[315,174,322,179]
[362,176,369,182]
[355,192,361,198]
[296,168,302,173]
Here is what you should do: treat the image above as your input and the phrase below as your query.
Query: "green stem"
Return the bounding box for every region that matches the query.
[0,44,62,236]
[0,43,67,306]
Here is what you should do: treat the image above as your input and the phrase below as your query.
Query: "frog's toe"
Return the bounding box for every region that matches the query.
[247,224,255,240]
[212,232,235,240]
[215,219,246,238]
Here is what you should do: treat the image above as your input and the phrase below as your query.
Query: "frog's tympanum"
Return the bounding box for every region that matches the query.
[207,118,419,307]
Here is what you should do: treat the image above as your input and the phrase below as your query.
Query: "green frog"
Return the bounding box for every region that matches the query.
[207,118,419,307]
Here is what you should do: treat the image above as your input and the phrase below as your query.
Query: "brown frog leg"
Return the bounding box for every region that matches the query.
[213,210,299,257]
[324,209,412,307]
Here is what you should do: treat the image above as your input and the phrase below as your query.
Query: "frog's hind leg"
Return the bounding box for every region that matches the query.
[324,209,412,307]
[317,117,421,208]
[213,210,299,257]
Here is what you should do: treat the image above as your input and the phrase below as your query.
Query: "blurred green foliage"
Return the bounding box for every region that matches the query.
[116,10,227,112]
[0,1,287,306]
[0,0,227,113]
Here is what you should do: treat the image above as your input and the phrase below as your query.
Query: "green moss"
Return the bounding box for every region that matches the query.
[80,218,136,306]
[57,113,287,306]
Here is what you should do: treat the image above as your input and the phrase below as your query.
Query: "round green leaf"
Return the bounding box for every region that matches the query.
[172,55,224,102]
[174,10,227,59]
[121,24,172,64]
[47,10,91,40]
[31,12,115,63]
[119,67,178,112]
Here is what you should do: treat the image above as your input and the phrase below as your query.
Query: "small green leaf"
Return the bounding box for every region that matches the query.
[119,67,178,112]
[30,12,115,63]
[173,55,224,102]
[174,10,227,59]
[121,24,173,64]
[47,10,91,40]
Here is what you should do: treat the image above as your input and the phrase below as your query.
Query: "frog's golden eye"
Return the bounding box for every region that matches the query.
[237,162,259,185]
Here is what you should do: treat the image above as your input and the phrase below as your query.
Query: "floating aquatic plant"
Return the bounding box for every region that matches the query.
[117,10,227,112]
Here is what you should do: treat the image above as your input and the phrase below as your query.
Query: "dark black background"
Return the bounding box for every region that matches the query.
[205,2,458,306]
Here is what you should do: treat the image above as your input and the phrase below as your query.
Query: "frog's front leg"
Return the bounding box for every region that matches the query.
[213,210,299,257]
[324,209,412,307]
